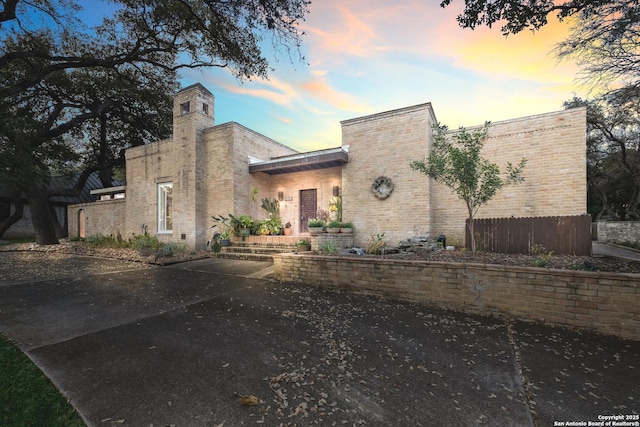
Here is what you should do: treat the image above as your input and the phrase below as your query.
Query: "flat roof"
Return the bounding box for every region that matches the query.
[249,147,349,175]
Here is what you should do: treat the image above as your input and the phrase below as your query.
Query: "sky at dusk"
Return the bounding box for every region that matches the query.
[178,1,585,153]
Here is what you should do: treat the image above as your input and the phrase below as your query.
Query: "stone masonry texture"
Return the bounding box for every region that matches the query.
[69,84,587,251]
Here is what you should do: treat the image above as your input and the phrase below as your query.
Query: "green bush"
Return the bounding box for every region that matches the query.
[307,219,325,227]
[529,244,553,267]
[85,234,126,248]
[129,234,164,251]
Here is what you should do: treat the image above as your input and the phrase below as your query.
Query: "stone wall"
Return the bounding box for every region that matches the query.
[67,199,126,239]
[431,108,588,246]
[224,123,297,221]
[341,106,587,249]
[72,85,587,252]
[311,233,354,251]
[273,253,640,341]
[269,167,342,235]
[595,221,640,243]
[341,104,435,247]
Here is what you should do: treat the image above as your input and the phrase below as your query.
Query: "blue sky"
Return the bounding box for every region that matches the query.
[181,1,584,152]
[21,0,585,153]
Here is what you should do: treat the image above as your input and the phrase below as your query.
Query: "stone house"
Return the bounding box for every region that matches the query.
[67,83,587,250]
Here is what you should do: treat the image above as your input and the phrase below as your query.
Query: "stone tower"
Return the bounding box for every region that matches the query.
[172,83,215,249]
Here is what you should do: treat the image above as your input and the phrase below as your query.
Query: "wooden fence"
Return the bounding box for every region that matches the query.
[466,215,592,255]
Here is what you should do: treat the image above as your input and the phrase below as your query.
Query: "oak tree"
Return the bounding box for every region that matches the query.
[0,0,310,243]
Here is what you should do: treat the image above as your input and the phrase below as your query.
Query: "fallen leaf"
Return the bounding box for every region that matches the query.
[233,392,259,406]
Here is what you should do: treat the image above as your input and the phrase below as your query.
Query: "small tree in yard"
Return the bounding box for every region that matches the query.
[410,122,527,252]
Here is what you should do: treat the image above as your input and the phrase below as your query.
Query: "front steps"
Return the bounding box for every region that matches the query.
[217,235,305,261]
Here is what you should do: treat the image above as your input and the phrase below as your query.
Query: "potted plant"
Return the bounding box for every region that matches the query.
[219,228,233,246]
[340,221,354,234]
[211,215,233,248]
[284,222,292,236]
[237,215,254,240]
[326,220,342,233]
[266,214,283,235]
[307,218,325,235]
[295,238,311,252]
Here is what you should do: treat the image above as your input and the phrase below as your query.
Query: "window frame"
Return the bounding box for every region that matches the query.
[158,182,173,233]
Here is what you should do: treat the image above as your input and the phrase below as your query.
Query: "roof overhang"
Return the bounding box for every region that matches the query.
[90,185,126,195]
[249,147,349,175]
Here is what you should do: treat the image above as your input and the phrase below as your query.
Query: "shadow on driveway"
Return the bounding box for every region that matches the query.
[0,256,638,426]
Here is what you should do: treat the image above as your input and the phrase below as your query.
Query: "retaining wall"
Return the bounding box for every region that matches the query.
[595,221,640,243]
[273,253,640,341]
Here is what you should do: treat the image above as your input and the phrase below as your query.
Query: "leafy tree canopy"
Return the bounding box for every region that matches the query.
[565,91,640,220]
[0,0,310,243]
[439,0,621,35]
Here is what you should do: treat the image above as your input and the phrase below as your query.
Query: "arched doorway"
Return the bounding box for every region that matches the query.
[78,209,86,239]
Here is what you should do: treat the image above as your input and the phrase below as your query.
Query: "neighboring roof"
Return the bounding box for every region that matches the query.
[0,174,111,205]
[50,172,124,204]
[248,147,349,175]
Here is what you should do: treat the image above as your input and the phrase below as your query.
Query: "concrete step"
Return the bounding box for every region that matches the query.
[215,251,277,262]
[215,235,310,261]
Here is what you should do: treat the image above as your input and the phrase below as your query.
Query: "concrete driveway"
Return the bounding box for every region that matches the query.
[0,255,638,426]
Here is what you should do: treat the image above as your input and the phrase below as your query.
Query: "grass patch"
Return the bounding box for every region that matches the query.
[0,334,85,426]
[617,240,640,251]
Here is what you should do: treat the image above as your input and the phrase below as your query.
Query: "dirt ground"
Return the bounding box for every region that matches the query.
[378,247,640,273]
[2,239,640,278]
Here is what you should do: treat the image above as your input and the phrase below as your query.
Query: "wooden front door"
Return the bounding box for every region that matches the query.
[299,189,317,233]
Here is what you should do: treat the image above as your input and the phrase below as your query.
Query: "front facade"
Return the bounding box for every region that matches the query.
[68,83,587,250]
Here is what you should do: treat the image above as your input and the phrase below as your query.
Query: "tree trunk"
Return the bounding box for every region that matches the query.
[48,203,66,239]
[23,185,59,245]
[466,203,476,252]
[0,189,24,239]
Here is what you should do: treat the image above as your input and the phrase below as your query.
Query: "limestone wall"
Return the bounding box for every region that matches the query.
[430,108,588,246]
[341,106,587,249]
[226,123,297,219]
[80,85,588,252]
[341,104,435,247]
[268,167,342,235]
[67,199,126,239]
[596,221,640,243]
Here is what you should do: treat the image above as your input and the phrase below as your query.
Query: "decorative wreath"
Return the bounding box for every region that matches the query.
[371,176,394,199]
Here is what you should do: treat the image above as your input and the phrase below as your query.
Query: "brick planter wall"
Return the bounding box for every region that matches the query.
[311,234,354,251]
[273,253,640,341]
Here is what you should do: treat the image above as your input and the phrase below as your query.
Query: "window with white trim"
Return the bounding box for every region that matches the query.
[158,182,173,232]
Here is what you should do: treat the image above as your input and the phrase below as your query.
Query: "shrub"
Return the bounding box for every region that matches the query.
[366,233,386,254]
[85,234,127,248]
[529,244,553,267]
[129,234,164,251]
[308,219,325,227]
[319,240,338,254]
